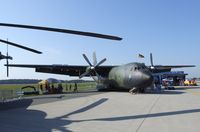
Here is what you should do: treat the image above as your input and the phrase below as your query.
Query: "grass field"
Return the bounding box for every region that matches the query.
[0,82,96,91]
[0,82,97,101]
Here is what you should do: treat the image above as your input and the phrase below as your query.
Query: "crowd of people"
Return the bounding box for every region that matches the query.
[39,82,78,94]
[65,83,78,92]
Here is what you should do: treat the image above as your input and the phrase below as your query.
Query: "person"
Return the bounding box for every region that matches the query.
[45,82,48,90]
[51,84,55,94]
[45,82,49,93]
[154,76,161,91]
[65,83,68,92]
[69,84,72,91]
[39,84,43,94]
[73,83,78,92]
[162,80,168,89]
[58,83,63,93]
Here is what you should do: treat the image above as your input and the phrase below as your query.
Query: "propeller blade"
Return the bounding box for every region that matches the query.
[8,56,13,60]
[95,58,106,67]
[94,71,101,80]
[81,53,106,79]
[83,54,92,66]
[93,52,97,66]
[0,52,4,60]
[0,23,122,41]
[0,39,42,54]
[150,53,154,66]
[79,70,90,79]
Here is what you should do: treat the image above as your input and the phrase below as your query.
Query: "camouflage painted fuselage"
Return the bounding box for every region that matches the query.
[97,63,153,91]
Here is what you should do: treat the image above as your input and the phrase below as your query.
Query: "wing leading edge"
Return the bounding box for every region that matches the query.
[5,64,195,76]
[5,64,115,77]
[149,65,195,73]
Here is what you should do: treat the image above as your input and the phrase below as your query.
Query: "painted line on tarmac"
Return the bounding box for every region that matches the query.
[186,89,200,97]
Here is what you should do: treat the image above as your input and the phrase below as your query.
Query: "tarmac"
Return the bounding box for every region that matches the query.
[0,87,200,132]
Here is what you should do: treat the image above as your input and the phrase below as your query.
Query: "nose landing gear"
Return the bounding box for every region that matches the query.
[129,87,145,94]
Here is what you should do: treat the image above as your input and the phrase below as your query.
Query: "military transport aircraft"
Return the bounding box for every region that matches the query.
[0,23,194,93]
[5,52,195,93]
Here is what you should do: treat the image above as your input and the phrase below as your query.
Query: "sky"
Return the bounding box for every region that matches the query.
[0,0,199,80]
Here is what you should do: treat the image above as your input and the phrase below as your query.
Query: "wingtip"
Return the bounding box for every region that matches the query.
[38,51,43,54]
[113,37,122,41]
[117,37,123,41]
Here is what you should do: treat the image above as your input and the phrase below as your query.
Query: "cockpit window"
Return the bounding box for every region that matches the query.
[135,66,142,70]
[134,64,146,71]
[130,67,133,71]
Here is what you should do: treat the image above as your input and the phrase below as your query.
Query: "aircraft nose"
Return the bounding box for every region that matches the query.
[142,72,153,84]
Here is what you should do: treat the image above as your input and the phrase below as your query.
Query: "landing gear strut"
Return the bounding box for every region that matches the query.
[129,87,145,94]
[129,87,137,94]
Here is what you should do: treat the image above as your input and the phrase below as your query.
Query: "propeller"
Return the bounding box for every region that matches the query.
[93,52,97,66]
[0,23,122,41]
[0,39,42,54]
[79,52,106,79]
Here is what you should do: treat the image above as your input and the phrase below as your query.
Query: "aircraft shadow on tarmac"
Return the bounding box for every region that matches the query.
[0,98,108,132]
[0,99,33,111]
[144,90,185,95]
[1,97,200,132]
[78,108,200,122]
[97,88,187,94]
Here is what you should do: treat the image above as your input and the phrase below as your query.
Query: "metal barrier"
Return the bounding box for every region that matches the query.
[0,90,23,102]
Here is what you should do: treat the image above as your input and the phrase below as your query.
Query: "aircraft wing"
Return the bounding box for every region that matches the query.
[149,65,195,73]
[5,64,115,77]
